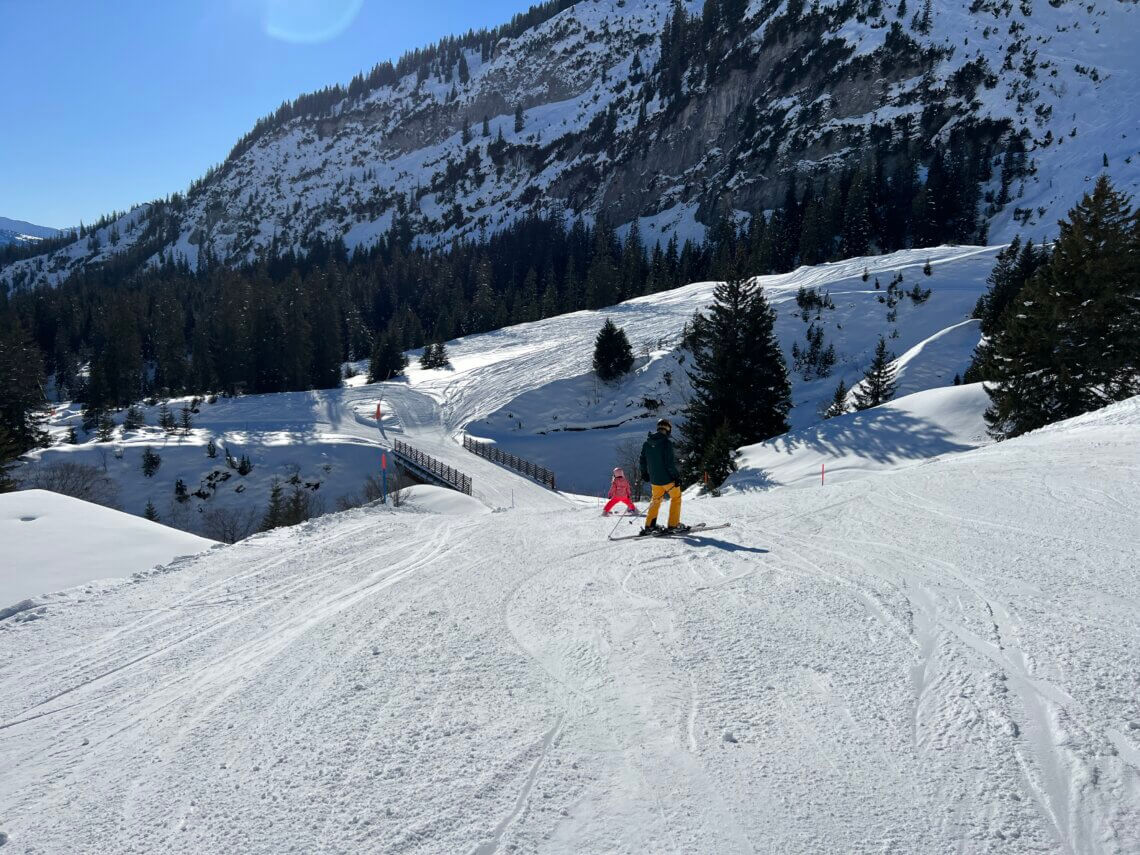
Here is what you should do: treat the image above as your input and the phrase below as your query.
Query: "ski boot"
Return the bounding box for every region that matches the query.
[638,522,661,537]
[664,523,692,535]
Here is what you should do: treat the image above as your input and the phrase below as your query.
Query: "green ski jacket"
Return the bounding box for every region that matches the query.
[640,430,679,486]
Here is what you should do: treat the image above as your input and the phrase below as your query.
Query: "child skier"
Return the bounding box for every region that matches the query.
[603,467,637,515]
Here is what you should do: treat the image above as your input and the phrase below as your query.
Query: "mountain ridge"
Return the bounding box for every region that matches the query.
[0,217,60,249]
[2,0,1138,291]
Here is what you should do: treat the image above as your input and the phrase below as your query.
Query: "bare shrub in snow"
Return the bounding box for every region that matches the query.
[390,466,410,508]
[23,461,120,508]
[201,507,260,544]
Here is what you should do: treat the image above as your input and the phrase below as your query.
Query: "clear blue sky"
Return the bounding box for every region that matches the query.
[0,0,536,229]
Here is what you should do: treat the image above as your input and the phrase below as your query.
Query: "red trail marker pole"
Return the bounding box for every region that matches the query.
[821,462,825,486]
[381,452,388,503]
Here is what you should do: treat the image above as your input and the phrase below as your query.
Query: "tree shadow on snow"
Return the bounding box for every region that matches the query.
[723,468,781,492]
[772,407,974,465]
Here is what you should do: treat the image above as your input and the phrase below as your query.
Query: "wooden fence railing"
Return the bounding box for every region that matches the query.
[392,439,472,495]
[462,436,556,490]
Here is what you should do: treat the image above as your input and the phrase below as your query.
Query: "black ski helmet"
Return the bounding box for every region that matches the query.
[657,418,672,434]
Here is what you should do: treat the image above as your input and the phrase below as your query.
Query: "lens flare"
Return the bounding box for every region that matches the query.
[261,0,364,44]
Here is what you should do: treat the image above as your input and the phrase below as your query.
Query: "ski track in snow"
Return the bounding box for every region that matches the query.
[2,399,1138,853]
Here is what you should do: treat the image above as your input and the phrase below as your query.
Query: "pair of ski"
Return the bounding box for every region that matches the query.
[608,522,730,542]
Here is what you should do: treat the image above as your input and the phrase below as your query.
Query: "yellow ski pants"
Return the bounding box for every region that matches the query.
[645,482,682,528]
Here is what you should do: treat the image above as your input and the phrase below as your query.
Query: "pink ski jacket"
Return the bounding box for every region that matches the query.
[609,474,632,500]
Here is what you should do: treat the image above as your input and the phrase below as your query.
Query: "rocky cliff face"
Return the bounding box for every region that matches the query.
[4,0,1138,291]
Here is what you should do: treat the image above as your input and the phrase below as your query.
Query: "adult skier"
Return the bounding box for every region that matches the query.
[638,418,690,535]
[603,467,637,515]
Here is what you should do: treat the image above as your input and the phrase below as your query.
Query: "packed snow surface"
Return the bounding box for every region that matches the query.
[1,399,1137,853]
[726,383,991,491]
[0,490,215,610]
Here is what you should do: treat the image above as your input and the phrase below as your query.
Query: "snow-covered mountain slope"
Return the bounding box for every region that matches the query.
[0,217,59,248]
[725,381,991,491]
[4,0,1138,290]
[23,245,990,526]
[2,395,1136,853]
[0,490,214,617]
[456,245,993,493]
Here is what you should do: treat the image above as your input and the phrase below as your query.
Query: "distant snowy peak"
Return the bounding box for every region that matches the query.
[0,216,60,247]
[3,0,1139,289]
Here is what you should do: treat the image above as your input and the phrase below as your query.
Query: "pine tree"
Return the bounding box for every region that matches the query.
[179,406,193,435]
[0,426,19,492]
[514,102,524,133]
[144,500,160,522]
[433,342,451,368]
[592,318,634,382]
[122,405,145,432]
[97,412,116,442]
[841,168,873,258]
[0,321,48,453]
[482,115,490,137]
[678,278,791,485]
[852,337,899,410]
[984,176,1140,438]
[697,423,740,489]
[66,426,79,444]
[238,454,253,476]
[369,333,408,381]
[305,271,343,390]
[261,479,285,531]
[141,447,162,477]
[823,378,850,419]
[973,237,1045,337]
[174,479,189,503]
[158,402,176,433]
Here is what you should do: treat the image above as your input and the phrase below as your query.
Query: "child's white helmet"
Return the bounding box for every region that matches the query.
[613,467,624,477]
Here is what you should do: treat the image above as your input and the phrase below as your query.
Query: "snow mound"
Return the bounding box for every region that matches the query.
[401,484,490,515]
[889,318,981,398]
[724,383,991,492]
[0,489,215,611]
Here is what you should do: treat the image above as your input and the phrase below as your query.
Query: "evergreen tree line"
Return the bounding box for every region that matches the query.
[4,142,986,424]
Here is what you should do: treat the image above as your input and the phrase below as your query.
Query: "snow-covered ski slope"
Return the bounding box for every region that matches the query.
[2,396,1137,853]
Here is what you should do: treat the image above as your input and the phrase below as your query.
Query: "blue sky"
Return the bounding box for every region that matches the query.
[0,0,535,229]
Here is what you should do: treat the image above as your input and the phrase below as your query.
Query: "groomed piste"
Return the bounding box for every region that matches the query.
[1,392,1138,852]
